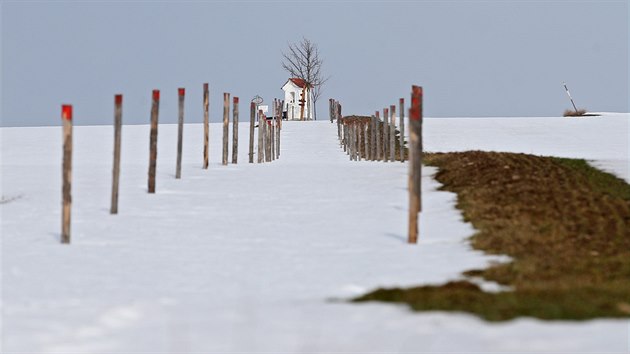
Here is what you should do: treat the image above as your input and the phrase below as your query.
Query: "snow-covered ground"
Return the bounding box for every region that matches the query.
[1,114,628,353]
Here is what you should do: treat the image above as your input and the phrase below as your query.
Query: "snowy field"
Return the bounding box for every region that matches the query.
[1,114,629,353]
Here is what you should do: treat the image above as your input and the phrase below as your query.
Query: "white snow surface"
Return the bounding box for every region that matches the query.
[1,114,629,353]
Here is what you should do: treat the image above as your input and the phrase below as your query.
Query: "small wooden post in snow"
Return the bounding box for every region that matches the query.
[390,104,396,162]
[375,111,381,161]
[148,90,159,193]
[176,88,185,179]
[399,98,405,162]
[258,110,264,163]
[110,94,122,214]
[232,96,239,164]
[383,107,389,162]
[249,101,255,163]
[222,93,230,165]
[408,85,423,244]
[203,83,210,169]
[61,104,73,244]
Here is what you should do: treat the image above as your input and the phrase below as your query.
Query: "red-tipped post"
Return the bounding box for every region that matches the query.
[61,104,73,243]
[408,85,423,244]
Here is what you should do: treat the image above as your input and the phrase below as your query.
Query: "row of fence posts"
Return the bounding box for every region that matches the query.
[330,85,423,244]
[60,84,283,244]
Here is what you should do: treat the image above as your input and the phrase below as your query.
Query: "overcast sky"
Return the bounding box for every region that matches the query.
[1,0,628,126]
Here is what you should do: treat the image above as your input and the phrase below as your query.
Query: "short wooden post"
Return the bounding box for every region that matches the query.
[363,121,369,159]
[266,119,272,162]
[222,93,230,165]
[399,98,405,162]
[110,95,122,214]
[408,85,423,244]
[329,99,334,123]
[390,105,396,162]
[232,96,239,164]
[258,110,265,163]
[349,122,355,161]
[249,101,255,163]
[276,101,281,158]
[383,108,389,162]
[270,105,275,161]
[355,122,361,160]
[203,83,210,169]
[336,102,342,142]
[375,111,381,161]
[176,88,185,179]
[148,90,159,193]
[61,104,73,244]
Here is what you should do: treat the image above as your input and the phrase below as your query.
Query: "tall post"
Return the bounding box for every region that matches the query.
[408,85,423,244]
[61,104,73,244]
[258,110,264,163]
[203,83,209,169]
[249,101,255,163]
[563,82,579,114]
[176,88,185,179]
[276,101,281,158]
[390,105,396,162]
[222,93,230,165]
[383,107,389,162]
[375,111,381,161]
[110,94,122,214]
[399,98,405,162]
[148,90,159,194]
[232,96,239,164]
[270,102,276,161]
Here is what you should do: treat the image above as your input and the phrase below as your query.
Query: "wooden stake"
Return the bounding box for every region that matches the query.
[390,105,396,162]
[258,110,264,163]
[232,96,239,164]
[61,104,73,244]
[375,111,381,161]
[110,95,122,214]
[203,83,209,169]
[383,108,389,162]
[399,98,405,162]
[408,85,423,244]
[249,101,255,163]
[222,93,229,165]
[370,115,376,160]
[276,101,281,158]
[176,88,185,179]
[148,90,159,193]
[363,121,369,160]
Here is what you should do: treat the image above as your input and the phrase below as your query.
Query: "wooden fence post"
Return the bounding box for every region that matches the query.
[110,94,122,214]
[383,108,389,162]
[232,96,239,164]
[375,111,381,161]
[203,83,209,169]
[408,85,423,244]
[61,104,73,244]
[148,90,159,193]
[390,104,396,162]
[399,98,405,162]
[266,119,272,162]
[249,101,255,163]
[276,101,281,158]
[370,115,376,160]
[222,93,230,165]
[176,88,185,179]
[257,110,264,163]
[270,105,275,161]
[363,121,369,159]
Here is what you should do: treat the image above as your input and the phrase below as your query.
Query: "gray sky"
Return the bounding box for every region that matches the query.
[1,0,628,126]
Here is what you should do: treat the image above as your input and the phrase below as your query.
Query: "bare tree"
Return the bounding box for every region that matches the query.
[281,37,327,120]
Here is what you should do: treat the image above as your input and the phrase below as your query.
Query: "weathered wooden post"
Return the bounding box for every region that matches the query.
[383,107,389,162]
[363,120,369,159]
[222,93,230,165]
[349,122,355,161]
[266,119,272,162]
[276,101,281,159]
[270,105,275,162]
[390,105,396,162]
[203,83,210,169]
[176,88,185,179]
[375,111,381,161]
[370,115,376,160]
[257,110,264,163]
[343,121,348,153]
[329,98,334,123]
[148,90,159,193]
[408,85,423,244]
[232,96,239,164]
[249,101,255,163]
[399,98,405,162]
[336,101,342,142]
[111,95,122,214]
[61,104,73,244]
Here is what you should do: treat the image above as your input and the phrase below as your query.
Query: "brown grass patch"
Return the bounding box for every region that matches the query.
[354,151,630,321]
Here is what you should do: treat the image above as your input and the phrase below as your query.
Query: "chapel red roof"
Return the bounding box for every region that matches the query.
[288,78,306,88]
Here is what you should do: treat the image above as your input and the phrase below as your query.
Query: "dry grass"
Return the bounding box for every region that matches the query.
[353,151,630,321]
[563,109,588,117]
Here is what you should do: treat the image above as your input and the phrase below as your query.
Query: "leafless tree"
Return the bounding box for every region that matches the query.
[281,37,327,120]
